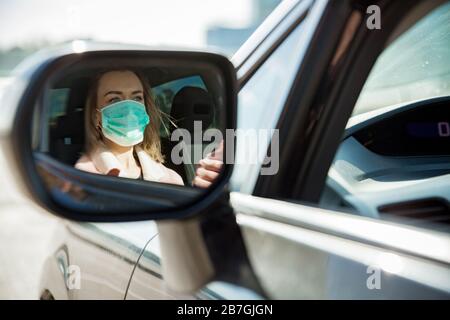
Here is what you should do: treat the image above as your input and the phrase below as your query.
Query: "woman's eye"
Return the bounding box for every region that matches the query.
[133,96,143,102]
[108,97,121,103]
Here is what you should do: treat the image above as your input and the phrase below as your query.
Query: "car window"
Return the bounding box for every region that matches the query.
[48,88,71,126]
[354,2,450,116]
[230,22,305,193]
[320,3,450,234]
[152,75,207,138]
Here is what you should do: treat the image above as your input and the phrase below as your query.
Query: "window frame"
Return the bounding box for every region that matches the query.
[252,0,443,203]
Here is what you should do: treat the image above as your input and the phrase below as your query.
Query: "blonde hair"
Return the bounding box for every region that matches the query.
[84,69,165,163]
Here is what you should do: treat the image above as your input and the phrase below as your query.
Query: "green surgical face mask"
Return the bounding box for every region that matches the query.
[99,100,150,147]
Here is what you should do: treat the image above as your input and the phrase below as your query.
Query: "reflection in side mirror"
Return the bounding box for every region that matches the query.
[48,66,223,187]
[13,48,236,221]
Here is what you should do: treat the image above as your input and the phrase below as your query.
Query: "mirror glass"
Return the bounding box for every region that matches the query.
[31,53,232,216]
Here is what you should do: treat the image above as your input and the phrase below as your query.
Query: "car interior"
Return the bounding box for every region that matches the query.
[320,2,450,233]
[322,97,450,233]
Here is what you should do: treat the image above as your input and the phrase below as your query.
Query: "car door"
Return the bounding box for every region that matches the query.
[234,0,450,299]
[126,0,450,299]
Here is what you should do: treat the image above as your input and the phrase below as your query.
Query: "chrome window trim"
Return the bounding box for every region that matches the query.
[232,0,300,68]
[232,0,312,88]
[237,213,450,294]
[231,192,450,266]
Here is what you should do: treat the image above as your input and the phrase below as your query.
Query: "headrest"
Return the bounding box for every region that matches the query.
[170,86,214,133]
[67,79,90,113]
[51,110,84,139]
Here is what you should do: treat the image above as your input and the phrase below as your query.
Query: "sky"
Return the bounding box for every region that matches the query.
[0,0,254,50]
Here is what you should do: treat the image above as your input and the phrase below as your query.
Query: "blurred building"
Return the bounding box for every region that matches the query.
[207,0,281,56]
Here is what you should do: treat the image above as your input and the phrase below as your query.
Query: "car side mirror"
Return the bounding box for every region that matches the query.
[6,46,237,222]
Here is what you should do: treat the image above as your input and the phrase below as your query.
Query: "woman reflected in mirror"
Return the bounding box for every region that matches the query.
[75,69,223,188]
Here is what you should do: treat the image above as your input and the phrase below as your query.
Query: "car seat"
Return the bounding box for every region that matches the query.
[161,86,214,185]
[49,81,89,165]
